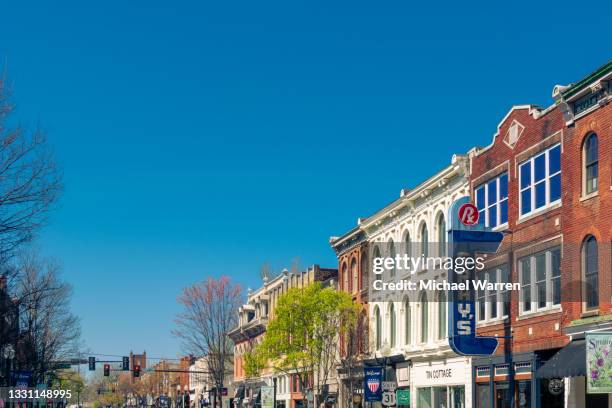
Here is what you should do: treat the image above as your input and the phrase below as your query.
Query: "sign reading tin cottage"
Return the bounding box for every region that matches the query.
[425,368,453,380]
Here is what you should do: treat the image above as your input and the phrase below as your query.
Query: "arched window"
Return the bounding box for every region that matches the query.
[389,303,396,347]
[361,251,369,290]
[438,291,447,339]
[420,223,429,258]
[342,262,349,292]
[359,310,369,354]
[583,236,599,309]
[374,306,382,350]
[437,213,446,257]
[420,292,428,343]
[351,258,358,293]
[403,230,412,260]
[584,133,598,195]
[388,239,396,278]
[404,300,411,346]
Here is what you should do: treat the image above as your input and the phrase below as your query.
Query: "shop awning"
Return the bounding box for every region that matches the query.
[536,340,586,379]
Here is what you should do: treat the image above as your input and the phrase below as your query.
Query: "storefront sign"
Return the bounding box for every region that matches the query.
[412,359,469,388]
[261,386,274,408]
[364,367,383,402]
[586,332,612,393]
[396,389,410,406]
[447,196,502,357]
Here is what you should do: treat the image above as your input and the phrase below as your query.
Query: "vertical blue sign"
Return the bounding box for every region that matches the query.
[447,197,503,356]
[364,367,383,402]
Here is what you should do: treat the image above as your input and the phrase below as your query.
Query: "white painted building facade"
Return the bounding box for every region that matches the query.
[360,154,473,408]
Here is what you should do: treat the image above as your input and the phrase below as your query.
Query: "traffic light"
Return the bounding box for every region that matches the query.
[88,357,96,371]
[103,364,110,376]
[122,356,129,371]
[133,365,140,378]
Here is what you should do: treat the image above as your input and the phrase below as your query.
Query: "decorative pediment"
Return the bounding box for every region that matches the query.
[503,120,525,149]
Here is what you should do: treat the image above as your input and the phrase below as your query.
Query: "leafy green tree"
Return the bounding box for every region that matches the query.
[246,282,358,406]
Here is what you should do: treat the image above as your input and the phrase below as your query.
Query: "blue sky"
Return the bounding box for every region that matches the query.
[1,0,610,360]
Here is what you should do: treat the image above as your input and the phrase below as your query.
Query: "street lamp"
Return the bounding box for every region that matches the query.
[2,344,15,386]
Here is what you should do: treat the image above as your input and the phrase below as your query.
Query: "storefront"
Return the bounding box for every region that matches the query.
[473,350,568,408]
[410,357,471,408]
[536,333,612,408]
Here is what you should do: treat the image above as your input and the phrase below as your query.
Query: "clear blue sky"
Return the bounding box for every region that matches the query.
[1,0,610,360]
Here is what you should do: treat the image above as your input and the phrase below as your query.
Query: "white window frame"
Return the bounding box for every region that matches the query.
[518,247,561,315]
[518,144,561,218]
[476,266,509,324]
[475,172,509,229]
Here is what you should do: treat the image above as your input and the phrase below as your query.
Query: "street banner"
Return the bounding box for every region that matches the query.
[396,389,410,406]
[261,386,274,408]
[364,367,383,402]
[586,332,612,393]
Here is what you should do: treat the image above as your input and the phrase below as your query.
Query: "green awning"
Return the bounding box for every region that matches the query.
[536,340,586,379]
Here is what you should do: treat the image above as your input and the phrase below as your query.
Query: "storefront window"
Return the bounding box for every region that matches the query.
[517,380,531,408]
[476,383,490,408]
[417,386,464,408]
[432,387,447,408]
[495,382,512,408]
[450,386,465,408]
[417,387,432,408]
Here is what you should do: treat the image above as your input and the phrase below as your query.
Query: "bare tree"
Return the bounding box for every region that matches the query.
[0,77,62,264]
[174,276,242,408]
[14,251,81,384]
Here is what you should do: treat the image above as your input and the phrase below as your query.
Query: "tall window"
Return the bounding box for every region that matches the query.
[374,306,382,350]
[372,246,381,282]
[519,247,561,314]
[361,252,369,290]
[420,292,428,343]
[583,236,599,309]
[584,134,598,195]
[404,300,411,345]
[342,263,349,292]
[437,213,446,257]
[403,231,412,259]
[476,265,509,322]
[438,291,447,339]
[351,258,358,293]
[389,303,396,347]
[420,223,429,258]
[519,144,561,217]
[388,239,396,278]
[475,172,508,228]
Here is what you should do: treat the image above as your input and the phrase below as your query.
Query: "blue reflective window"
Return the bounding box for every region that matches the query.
[550,174,561,202]
[535,182,546,209]
[500,201,508,225]
[520,162,531,189]
[521,190,531,215]
[499,174,508,199]
[534,154,546,182]
[488,206,497,227]
[476,186,485,210]
[549,145,561,174]
[487,180,497,206]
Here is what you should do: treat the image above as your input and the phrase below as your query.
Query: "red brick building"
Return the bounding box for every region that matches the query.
[330,226,370,408]
[544,61,611,408]
[469,61,612,408]
[469,102,567,407]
